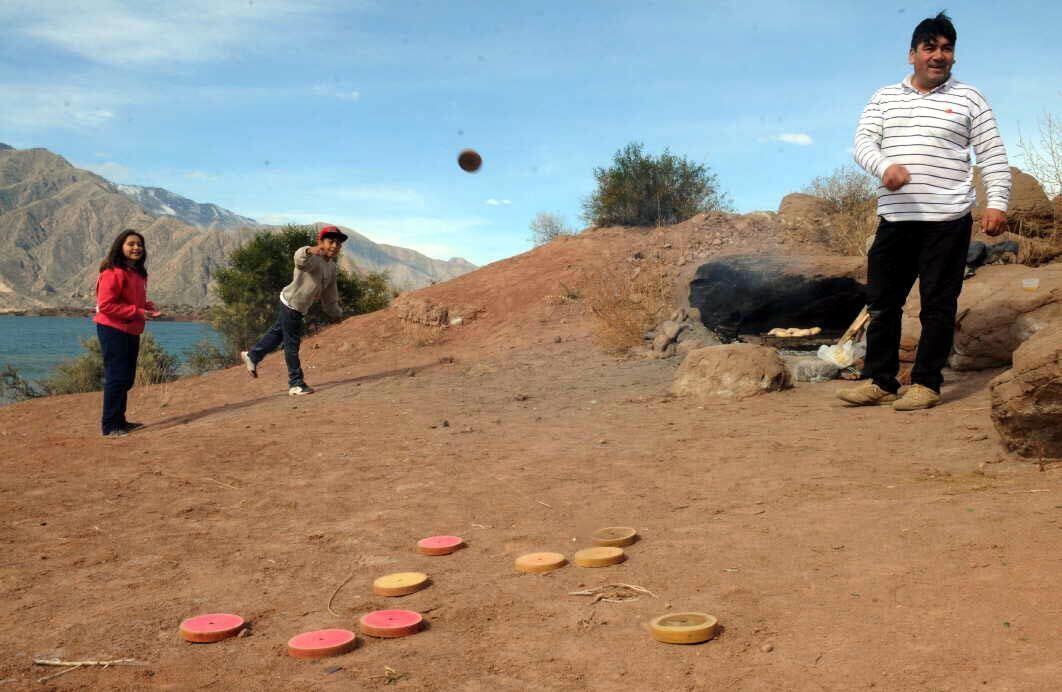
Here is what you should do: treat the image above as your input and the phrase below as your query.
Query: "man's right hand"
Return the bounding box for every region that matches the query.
[882,164,910,191]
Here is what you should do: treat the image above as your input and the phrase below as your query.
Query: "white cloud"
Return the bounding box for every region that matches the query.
[484,198,511,206]
[77,160,132,182]
[248,211,487,261]
[2,1,356,66]
[313,85,361,101]
[773,133,814,146]
[0,84,123,130]
[330,185,424,207]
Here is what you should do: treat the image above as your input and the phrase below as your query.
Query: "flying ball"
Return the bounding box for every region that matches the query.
[458,148,482,173]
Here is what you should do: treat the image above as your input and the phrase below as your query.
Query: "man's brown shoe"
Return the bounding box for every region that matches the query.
[892,384,941,411]
[836,381,898,406]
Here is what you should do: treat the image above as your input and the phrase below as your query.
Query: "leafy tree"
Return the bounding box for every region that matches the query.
[582,142,730,227]
[204,224,394,363]
[529,212,575,245]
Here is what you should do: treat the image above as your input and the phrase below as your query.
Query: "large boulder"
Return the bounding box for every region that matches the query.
[777,193,831,222]
[688,254,866,339]
[671,344,792,401]
[900,264,1062,369]
[990,324,1062,459]
[973,167,1054,231]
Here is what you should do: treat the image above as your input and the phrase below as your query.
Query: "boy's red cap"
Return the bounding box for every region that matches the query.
[318,225,348,242]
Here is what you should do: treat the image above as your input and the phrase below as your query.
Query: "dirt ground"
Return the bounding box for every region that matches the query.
[2,220,1060,690]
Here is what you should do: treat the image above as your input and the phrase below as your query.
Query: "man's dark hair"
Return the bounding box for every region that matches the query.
[911,11,956,50]
[99,228,148,277]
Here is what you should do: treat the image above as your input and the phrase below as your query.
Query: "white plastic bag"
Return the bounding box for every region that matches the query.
[817,342,855,368]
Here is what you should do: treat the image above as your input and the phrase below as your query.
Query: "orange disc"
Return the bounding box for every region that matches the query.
[179,613,245,643]
[515,552,567,573]
[359,610,424,638]
[417,535,465,555]
[287,629,357,659]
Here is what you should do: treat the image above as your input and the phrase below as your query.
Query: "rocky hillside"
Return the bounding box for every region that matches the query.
[116,184,259,231]
[0,145,476,310]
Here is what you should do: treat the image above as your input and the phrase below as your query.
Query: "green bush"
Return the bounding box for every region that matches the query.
[582,142,730,227]
[184,338,232,376]
[529,212,575,245]
[206,224,394,363]
[39,333,178,395]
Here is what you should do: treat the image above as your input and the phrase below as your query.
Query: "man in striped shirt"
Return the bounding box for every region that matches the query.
[839,11,1011,411]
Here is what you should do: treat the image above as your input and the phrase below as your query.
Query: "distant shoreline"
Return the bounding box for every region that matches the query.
[0,306,210,322]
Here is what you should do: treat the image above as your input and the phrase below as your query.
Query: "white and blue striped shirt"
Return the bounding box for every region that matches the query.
[854,75,1011,221]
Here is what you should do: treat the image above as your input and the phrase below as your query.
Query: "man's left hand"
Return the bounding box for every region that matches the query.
[982,209,1007,236]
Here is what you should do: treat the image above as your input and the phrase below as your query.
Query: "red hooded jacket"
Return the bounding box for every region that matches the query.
[94,267,155,335]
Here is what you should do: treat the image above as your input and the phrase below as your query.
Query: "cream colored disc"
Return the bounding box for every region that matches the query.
[514,552,567,574]
[591,526,638,547]
[372,572,429,597]
[573,546,626,568]
[648,612,719,644]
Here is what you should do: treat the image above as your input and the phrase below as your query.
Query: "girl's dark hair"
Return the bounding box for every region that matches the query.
[100,229,148,277]
[911,11,956,51]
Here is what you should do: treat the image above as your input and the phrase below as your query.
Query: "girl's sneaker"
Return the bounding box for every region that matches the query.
[288,384,315,396]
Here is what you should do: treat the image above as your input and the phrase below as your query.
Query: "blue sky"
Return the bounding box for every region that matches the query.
[2,1,1059,265]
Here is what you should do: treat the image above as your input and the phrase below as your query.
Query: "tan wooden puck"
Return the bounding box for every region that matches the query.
[648,612,719,644]
[591,526,638,547]
[573,546,626,568]
[373,571,429,597]
[514,552,567,573]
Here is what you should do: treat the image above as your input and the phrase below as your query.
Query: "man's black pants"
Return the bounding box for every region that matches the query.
[247,302,305,387]
[863,213,971,394]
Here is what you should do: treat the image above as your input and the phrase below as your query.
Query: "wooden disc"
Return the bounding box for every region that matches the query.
[514,552,567,573]
[179,613,245,643]
[591,526,638,547]
[287,629,357,659]
[359,610,424,638]
[417,535,465,555]
[648,612,719,644]
[373,572,429,597]
[573,546,626,568]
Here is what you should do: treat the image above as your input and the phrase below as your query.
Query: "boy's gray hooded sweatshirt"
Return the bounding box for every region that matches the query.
[279,247,341,318]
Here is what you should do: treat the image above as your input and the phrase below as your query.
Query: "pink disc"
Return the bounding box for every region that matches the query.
[359,610,424,638]
[179,613,245,643]
[287,629,357,659]
[417,535,465,555]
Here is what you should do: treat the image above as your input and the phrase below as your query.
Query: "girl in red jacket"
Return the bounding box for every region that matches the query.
[94,230,161,438]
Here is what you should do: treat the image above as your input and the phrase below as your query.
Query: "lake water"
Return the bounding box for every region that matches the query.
[0,315,222,401]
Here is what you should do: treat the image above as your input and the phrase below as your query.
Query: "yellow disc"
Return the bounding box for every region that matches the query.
[591,526,638,548]
[373,572,429,597]
[514,552,567,574]
[573,546,626,568]
[648,612,719,644]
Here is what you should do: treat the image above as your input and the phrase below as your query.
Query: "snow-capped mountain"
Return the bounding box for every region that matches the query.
[116,184,259,230]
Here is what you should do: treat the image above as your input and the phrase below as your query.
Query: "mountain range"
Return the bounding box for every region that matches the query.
[0,144,475,311]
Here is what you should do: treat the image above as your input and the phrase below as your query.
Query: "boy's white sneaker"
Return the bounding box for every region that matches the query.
[240,351,257,378]
[288,384,315,396]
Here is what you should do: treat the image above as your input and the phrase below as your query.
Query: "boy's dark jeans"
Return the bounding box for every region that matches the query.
[863,213,972,394]
[97,323,140,435]
[248,302,305,386]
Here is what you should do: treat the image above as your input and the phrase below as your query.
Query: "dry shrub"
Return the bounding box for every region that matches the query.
[1016,222,1062,265]
[583,258,673,353]
[800,166,878,255]
[401,321,446,347]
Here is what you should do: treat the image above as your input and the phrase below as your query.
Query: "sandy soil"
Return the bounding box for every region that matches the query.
[2,219,1060,690]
